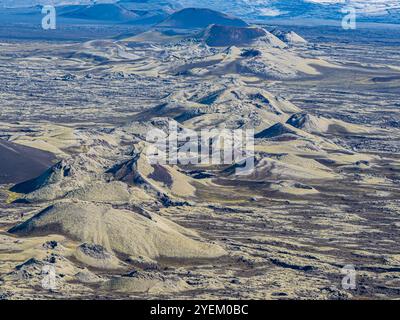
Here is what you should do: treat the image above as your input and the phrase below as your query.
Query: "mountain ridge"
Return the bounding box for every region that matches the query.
[1,0,398,24]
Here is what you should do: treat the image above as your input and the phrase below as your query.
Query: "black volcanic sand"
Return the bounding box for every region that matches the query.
[0,140,56,184]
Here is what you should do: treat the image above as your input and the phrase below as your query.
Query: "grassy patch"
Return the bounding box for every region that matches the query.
[5,191,21,204]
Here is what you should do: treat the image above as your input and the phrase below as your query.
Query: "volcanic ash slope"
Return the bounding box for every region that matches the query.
[9,201,226,261]
[0,139,56,184]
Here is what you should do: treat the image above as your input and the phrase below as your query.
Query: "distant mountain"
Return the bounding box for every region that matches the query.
[116,0,178,24]
[157,7,248,29]
[119,0,178,13]
[173,0,400,24]
[61,3,138,21]
[0,0,399,25]
[200,25,266,47]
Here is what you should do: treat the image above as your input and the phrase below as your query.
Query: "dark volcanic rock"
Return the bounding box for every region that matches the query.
[286,112,311,129]
[202,25,267,47]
